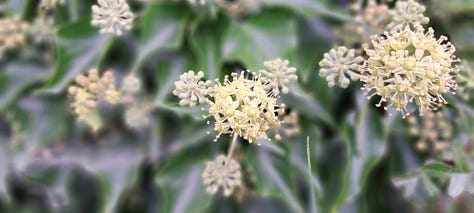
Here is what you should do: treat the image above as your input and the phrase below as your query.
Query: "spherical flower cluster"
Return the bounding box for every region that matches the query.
[319,46,364,88]
[188,0,206,5]
[124,102,152,130]
[362,24,459,117]
[29,16,56,44]
[208,72,282,143]
[0,17,29,58]
[40,0,65,9]
[407,111,452,153]
[259,58,297,95]
[387,0,430,29]
[173,71,212,107]
[340,0,389,48]
[457,61,474,101]
[121,73,141,95]
[91,0,134,36]
[68,69,121,120]
[202,155,242,196]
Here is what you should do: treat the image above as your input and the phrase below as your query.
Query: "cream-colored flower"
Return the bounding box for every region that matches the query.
[40,0,65,9]
[362,24,459,117]
[0,17,29,58]
[173,71,212,107]
[121,73,141,94]
[29,15,56,43]
[208,72,282,143]
[319,46,363,88]
[259,58,297,95]
[124,102,152,129]
[387,0,429,29]
[91,0,134,36]
[202,155,241,196]
[340,0,389,48]
[68,69,121,119]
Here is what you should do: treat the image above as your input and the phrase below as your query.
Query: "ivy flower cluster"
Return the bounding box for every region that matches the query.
[0,17,29,59]
[174,59,297,197]
[407,111,452,153]
[457,61,474,101]
[91,0,135,36]
[259,58,298,95]
[120,74,153,130]
[174,58,296,143]
[362,24,459,116]
[40,0,65,10]
[318,46,364,88]
[387,0,430,29]
[202,155,242,196]
[68,69,121,129]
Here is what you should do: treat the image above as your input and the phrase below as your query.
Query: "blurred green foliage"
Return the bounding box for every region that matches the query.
[1,0,474,212]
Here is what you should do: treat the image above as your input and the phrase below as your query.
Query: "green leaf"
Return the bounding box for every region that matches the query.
[245,143,303,212]
[39,17,112,94]
[0,62,44,111]
[261,0,350,20]
[448,173,471,197]
[422,161,453,178]
[223,8,297,69]
[190,17,229,79]
[135,4,189,69]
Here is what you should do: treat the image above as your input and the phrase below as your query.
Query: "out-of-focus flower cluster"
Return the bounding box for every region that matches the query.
[407,111,452,153]
[29,16,56,44]
[92,0,135,36]
[387,0,429,29]
[120,74,153,130]
[40,0,65,10]
[68,69,121,129]
[174,58,297,143]
[0,17,29,59]
[340,0,389,48]
[457,61,474,101]
[362,24,459,117]
[202,155,242,196]
[214,0,260,19]
[318,46,363,88]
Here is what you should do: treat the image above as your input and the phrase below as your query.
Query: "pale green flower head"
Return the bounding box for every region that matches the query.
[40,0,65,9]
[387,0,430,29]
[319,46,363,88]
[29,16,56,43]
[457,61,474,101]
[259,58,297,96]
[202,155,241,196]
[91,0,135,36]
[173,70,212,107]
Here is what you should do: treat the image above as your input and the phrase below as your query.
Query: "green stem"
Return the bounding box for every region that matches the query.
[227,133,239,159]
[307,136,318,212]
[70,0,79,21]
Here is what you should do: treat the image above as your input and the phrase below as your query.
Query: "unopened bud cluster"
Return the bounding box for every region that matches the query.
[68,69,121,119]
[259,58,298,95]
[92,0,134,36]
[0,17,29,58]
[407,111,452,153]
[319,46,363,88]
[387,0,429,29]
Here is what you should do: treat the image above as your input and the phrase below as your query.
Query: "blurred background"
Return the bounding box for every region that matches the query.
[1,0,474,212]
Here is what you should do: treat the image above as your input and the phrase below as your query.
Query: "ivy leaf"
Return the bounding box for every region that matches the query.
[39,17,112,94]
[261,0,350,20]
[135,4,189,68]
[223,8,297,69]
[448,173,471,197]
[0,62,44,111]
